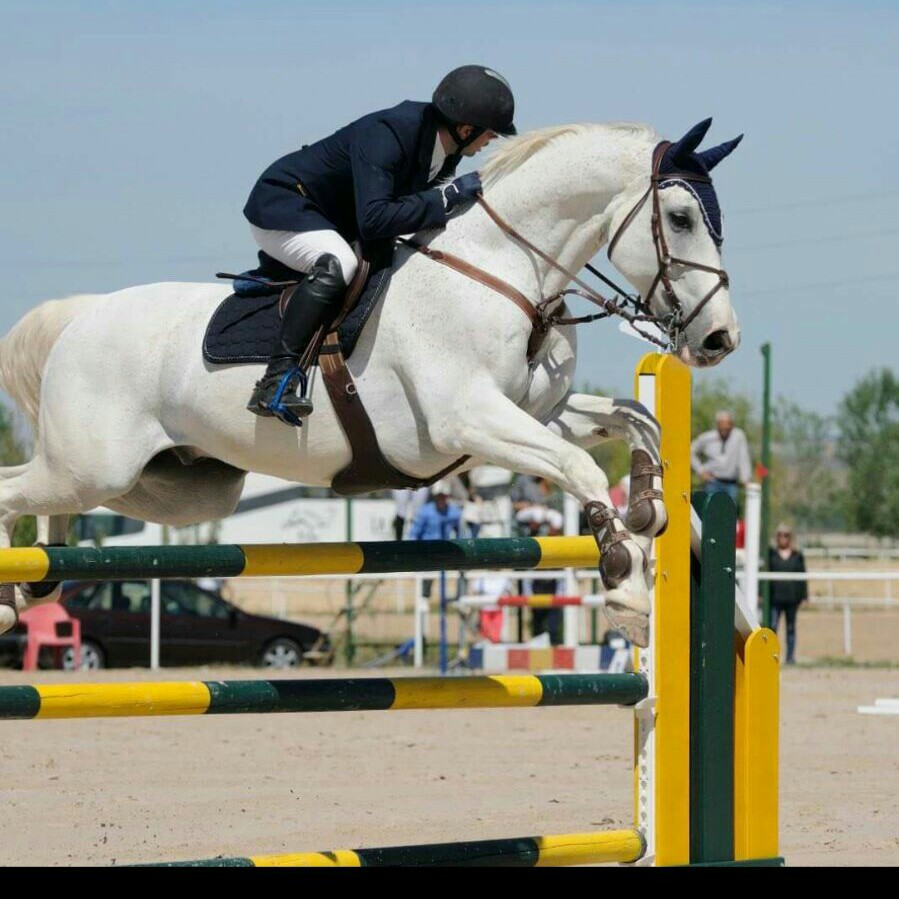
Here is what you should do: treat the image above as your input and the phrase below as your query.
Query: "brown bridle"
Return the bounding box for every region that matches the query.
[401,140,730,359]
[607,140,730,349]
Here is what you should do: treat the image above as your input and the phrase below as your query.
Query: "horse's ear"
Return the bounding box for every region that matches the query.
[668,118,713,163]
[698,134,744,171]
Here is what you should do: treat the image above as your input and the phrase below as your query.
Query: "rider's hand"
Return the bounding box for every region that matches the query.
[442,172,482,214]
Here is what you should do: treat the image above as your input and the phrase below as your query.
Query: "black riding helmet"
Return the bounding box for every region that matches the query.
[433,65,517,149]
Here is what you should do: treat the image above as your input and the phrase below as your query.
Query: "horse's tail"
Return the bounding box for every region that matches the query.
[0,295,98,429]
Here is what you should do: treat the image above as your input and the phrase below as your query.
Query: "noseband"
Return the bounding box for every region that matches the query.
[607,141,730,350]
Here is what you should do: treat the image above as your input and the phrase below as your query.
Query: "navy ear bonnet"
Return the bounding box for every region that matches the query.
[658,118,743,246]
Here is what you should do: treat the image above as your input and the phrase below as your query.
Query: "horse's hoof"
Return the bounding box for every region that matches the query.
[0,584,18,635]
[604,606,649,648]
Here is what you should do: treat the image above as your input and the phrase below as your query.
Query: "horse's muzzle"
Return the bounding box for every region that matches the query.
[694,328,738,367]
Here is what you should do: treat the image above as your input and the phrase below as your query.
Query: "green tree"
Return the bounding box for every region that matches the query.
[771,399,846,532]
[0,403,35,546]
[837,368,899,537]
[689,375,850,533]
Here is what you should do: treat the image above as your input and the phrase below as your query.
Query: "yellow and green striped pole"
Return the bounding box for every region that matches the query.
[0,535,599,583]
[139,829,646,867]
[0,673,648,720]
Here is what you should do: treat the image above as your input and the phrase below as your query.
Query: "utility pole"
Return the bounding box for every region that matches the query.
[760,343,773,626]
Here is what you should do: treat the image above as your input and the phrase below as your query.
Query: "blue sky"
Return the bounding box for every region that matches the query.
[1,0,896,415]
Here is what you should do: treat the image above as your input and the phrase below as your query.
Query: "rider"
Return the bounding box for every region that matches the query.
[243,65,518,423]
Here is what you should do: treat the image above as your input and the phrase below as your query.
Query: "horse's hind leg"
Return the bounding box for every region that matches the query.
[0,456,143,633]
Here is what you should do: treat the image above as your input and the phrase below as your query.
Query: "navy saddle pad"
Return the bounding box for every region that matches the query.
[203,264,392,365]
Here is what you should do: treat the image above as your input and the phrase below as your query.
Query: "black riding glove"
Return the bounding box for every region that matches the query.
[442,172,482,214]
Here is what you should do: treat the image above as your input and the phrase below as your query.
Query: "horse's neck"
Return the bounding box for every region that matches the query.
[437,128,652,298]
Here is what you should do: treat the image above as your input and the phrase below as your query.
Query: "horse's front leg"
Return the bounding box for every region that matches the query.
[430,388,651,646]
[544,392,667,553]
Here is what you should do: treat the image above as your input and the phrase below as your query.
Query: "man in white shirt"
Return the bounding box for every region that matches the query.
[690,410,752,502]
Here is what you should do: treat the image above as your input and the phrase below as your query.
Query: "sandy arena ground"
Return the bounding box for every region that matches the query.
[0,664,896,867]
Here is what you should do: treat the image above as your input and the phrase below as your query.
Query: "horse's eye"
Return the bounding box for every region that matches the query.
[669,212,691,231]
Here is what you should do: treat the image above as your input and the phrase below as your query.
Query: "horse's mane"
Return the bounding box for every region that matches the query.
[482,122,658,188]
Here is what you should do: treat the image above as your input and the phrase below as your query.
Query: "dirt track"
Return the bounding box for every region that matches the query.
[1,665,896,867]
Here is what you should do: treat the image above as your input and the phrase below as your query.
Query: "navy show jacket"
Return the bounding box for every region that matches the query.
[244,101,461,243]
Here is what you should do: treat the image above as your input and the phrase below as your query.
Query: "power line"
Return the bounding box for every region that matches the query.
[730,190,899,216]
[0,253,241,271]
[739,272,899,297]
[733,226,899,252]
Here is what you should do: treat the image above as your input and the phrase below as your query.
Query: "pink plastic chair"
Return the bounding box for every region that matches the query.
[19,603,81,671]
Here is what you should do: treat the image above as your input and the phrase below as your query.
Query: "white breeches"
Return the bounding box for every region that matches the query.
[249,224,358,284]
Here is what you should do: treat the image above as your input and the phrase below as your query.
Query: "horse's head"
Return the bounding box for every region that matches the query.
[607,118,742,367]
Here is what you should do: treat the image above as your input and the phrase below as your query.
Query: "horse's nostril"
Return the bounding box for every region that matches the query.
[702,329,733,355]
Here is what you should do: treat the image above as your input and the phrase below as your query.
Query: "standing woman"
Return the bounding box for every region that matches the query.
[767,523,808,665]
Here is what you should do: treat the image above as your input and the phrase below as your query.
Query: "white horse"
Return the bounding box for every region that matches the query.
[0,118,742,646]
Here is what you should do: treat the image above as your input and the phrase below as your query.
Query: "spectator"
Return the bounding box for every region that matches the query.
[767,523,808,665]
[510,475,561,539]
[411,480,463,599]
[690,410,752,503]
[443,474,470,507]
[509,474,546,513]
[515,503,561,536]
[391,486,429,541]
[467,465,515,538]
[411,481,463,541]
[464,491,484,538]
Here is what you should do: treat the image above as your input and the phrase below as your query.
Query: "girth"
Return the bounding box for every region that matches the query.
[319,335,471,496]
[299,247,471,497]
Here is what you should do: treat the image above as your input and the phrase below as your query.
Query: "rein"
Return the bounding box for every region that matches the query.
[400,200,668,360]
[402,140,730,358]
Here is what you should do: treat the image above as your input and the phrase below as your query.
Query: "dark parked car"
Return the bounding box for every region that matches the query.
[0,579,331,670]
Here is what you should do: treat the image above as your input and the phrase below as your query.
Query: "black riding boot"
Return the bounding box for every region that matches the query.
[247,253,347,424]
